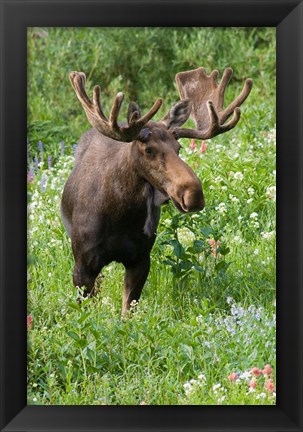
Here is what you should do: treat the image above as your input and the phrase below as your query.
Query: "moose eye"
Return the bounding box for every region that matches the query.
[145,147,153,155]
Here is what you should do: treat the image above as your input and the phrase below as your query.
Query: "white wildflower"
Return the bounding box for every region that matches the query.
[261,231,275,240]
[216,202,227,215]
[266,185,276,201]
[213,383,221,391]
[233,172,244,181]
[250,212,258,219]
[198,374,207,381]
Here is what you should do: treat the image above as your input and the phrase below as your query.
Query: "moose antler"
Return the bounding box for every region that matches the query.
[174,67,253,140]
[69,71,163,142]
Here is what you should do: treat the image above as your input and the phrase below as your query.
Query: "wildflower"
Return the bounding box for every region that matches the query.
[239,371,251,380]
[216,202,226,215]
[249,379,257,389]
[48,155,53,169]
[130,299,138,308]
[250,212,258,219]
[27,315,33,330]
[247,198,253,204]
[263,364,273,375]
[265,379,275,393]
[208,239,220,257]
[198,373,206,381]
[233,171,244,181]
[40,173,47,192]
[196,315,203,324]
[213,383,221,391]
[251,367,262,377]
[189,139,196,150]
[34,155,39,168]
[73,144,78,156]
[247,187,255,195]
[248,387,256,393]
[200,141,207,153]
[27,166,35,183]
[60,140,65,155]
[261,231,275,240]
[266,185,276,201]
[228,372,239,381]
[140,401,147,405]
[253,249,259,255]
[256,392,267,399]
[38,140,43,153]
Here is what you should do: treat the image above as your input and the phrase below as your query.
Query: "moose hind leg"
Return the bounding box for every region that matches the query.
[122,255,150,315]
[73,254,103,298]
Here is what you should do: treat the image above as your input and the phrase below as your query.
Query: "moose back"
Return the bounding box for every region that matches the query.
[61,67,252,314]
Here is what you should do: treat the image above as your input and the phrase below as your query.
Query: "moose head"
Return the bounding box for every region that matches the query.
[61,67,252,314]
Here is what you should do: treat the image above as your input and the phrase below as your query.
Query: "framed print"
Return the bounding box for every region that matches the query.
[0,0,302,431]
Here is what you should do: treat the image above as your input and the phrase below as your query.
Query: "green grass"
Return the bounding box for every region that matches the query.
[27,27,276,405]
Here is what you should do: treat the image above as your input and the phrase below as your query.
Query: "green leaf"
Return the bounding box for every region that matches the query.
[78,311,91,325]
[86,347,96,363]
[215,261,231,273]
[67,331,80,341]
[200,227,213,238]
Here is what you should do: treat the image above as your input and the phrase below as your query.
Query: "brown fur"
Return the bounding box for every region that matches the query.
[61,103,204,315]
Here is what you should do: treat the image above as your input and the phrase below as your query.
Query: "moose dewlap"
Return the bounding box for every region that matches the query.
[61,67,252,315]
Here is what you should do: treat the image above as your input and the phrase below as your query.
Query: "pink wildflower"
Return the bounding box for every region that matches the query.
[190,139,196,150]
[27,315,33,330]
[251,367,263,377]
[208,239,220,257]
[263,364,273,375]
[249,379,257,389]
[200,140,207,154]
[265,379,275,393]
[228,372,238,381]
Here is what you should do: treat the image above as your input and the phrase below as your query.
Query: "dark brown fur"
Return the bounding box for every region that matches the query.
[61,109,204,314]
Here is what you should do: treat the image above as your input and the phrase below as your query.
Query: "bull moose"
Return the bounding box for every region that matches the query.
[61,67,252,314]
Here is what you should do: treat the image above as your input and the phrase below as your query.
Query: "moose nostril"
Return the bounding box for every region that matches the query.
[183,187,205,212]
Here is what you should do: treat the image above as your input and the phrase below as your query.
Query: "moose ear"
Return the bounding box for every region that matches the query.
[127,102,142,125]
[161,99,192,129]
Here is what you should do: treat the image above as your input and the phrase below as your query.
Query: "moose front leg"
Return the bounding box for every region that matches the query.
[73,253,103,298]
[122,255,150,316]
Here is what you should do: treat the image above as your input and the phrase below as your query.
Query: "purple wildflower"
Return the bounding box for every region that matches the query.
[27,166,34,183]
[34,156,39,168]
[27,138,30,163]
[60,140,65,155]
[40,173,46,192]
[38,140,44,153]
[48,155,53,169]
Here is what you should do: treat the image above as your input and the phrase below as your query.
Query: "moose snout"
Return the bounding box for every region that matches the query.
[181,183,205,212]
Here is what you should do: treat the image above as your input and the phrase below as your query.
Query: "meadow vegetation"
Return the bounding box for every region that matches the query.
[27,27,276,405]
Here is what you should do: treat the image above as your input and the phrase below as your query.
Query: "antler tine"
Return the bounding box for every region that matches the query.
[174,66,252,140]
[109,92,124,130]
[70,72,93,113]
[136,98,163,127]
[220,78,253,124]
[69,71,163,142]
[92,85,108,121]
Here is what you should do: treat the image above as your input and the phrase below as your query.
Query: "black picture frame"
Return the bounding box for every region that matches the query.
[0,0,302,431]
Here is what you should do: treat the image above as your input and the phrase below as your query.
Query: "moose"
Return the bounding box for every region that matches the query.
[61,66,252,315]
